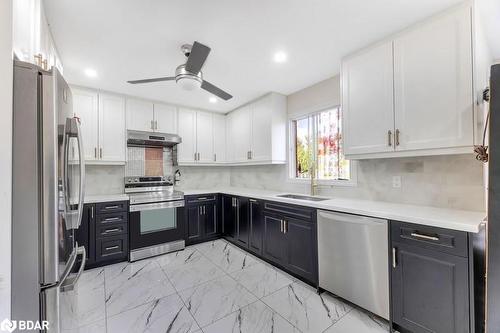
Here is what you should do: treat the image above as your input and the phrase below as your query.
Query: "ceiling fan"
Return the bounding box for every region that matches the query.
[127,41,233,100]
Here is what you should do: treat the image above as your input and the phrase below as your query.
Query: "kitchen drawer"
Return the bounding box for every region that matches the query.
[95,201,128,214]
[391,221,468,257]
[96,236,128,261]
[96,211,128,225]
[186,194,218,205]
[96,222,127,239]
[263,201,315,221]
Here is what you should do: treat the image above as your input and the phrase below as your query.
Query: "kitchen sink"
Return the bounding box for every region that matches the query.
[276,194,330,202]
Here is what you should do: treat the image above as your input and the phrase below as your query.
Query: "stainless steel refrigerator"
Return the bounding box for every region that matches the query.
[11,61,86,332]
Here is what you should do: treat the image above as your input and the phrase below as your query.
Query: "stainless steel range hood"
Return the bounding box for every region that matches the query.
[127,130,182,147]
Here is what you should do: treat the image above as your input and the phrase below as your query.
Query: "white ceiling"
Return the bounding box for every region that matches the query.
[44,0,469,113]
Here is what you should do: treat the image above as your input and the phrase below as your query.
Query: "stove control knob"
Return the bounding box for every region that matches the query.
[134,178,139,182]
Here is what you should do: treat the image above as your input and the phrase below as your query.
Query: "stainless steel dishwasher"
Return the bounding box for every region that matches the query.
[317,210,389,319]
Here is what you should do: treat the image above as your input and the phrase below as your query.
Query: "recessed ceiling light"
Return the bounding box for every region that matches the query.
[273,51,288,63]
[209,96,217,103]
[84,68,97,78]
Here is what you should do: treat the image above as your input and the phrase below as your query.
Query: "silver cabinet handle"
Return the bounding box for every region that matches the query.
[280,220,283,233]
[151,120,154,130]
[395,129,400,146]
[103,216,121,222]
[198,197,208,200]
[410,232,439,241]
[91,206,94,219]
[214,153,217,162]
[105,205,120,210]
[203,206,206,214]
[199,206,202,215]
[392,247,397,268]
[284,220,288,234]
[155,120,158,130]
[194,153,197,161]
[104,228,120,234]
[94,147,97,158]
[250,151,253,159]
[388,130,392,147]
[100,148,103,159]
[198,152,201,161]
[249,199,257,203]
[105,245,119,251]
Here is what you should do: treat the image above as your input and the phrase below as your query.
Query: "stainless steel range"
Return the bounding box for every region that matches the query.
[126,176,186,261]
[125,130,185,261]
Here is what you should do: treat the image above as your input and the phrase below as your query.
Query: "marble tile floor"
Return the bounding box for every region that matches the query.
[61,239,390,333]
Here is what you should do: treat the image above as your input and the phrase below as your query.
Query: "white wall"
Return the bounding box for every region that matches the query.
[0,0,13,320]
[287,76,340,118]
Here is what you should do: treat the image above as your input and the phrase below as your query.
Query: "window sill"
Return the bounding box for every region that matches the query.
[286,177,358,187]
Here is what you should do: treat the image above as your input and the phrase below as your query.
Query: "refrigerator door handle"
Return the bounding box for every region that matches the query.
[75,119,86,229]
[61,245,86,292]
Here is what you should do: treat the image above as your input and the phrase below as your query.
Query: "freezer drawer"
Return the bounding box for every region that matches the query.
[317,210,389,319]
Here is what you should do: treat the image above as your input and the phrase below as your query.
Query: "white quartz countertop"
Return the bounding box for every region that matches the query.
[84,194,129,204]
[180,187,486,233]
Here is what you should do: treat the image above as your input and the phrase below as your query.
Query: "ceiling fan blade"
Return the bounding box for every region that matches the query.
[201,80,233,100]
[185,41,211,74]
[127,76,175,84]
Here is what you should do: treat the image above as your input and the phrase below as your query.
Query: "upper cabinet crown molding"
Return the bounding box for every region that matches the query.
[342,4,477,160]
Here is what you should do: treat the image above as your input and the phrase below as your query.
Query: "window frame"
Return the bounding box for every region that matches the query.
[287,105,357,187]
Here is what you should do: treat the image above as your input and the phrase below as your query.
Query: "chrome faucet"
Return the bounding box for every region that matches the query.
[174,169,182,186]
[310,163,319,196]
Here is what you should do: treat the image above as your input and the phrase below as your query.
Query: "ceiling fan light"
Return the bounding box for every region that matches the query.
[177,76,202,91]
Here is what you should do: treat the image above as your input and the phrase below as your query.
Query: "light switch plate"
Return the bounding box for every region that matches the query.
[392,176,402,188]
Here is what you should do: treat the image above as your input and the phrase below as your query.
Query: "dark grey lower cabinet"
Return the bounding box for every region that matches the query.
[185,195,221,245]
[390,221,485,333]
[392,242,469,333]
[76,201,129,269]
[262,202,318,286]
[248,199,263,255]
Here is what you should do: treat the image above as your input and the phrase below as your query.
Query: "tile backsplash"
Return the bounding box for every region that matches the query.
[85,154,485,211]
[230,154,485,211]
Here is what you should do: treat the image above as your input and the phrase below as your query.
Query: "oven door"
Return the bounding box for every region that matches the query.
[129,200,185,250]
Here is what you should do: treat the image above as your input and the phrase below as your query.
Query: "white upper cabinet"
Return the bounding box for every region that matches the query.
[72,88,126,164]
[154,103,177,134]
[227,93,287,164]
[342,4,475,159]
[72,88,99,161]
[393,5,473,152]
[99,93,126,162]
[196,111,214,163]
[213,114,226,163]
[13,0,63,71]
[230,105,252,163]
[126,98,154,132]
[177,108,197,163]
[342,42,395,156]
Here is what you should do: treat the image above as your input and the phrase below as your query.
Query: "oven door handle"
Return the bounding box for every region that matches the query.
[130,200,185,212]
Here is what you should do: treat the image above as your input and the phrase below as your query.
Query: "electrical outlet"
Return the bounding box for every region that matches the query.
[392,176,402,188]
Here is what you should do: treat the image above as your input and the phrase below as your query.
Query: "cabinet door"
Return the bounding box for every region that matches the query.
[196,111,214,163]
[248,199,262,255]
[223,195,236,239]
[204,202,218,238]
[285,218,317,283]
[154,103,177,134]
[392,243,469,333]
[342,41,395,155]
[393,6,473,152]
[177,108,197,163]
[250,98,272,161]
[186,205,202,243]
[75,204,95,266]
[98,93,125,162]
[126,98,154,132]
[236,197,249,247]
[72,88,99,161]
[225,113,235,162]
[230,106,252,162]
[213,113,226,163]
[262,213,287,265]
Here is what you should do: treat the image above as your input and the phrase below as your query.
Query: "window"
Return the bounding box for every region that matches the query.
[290,107,353,183]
